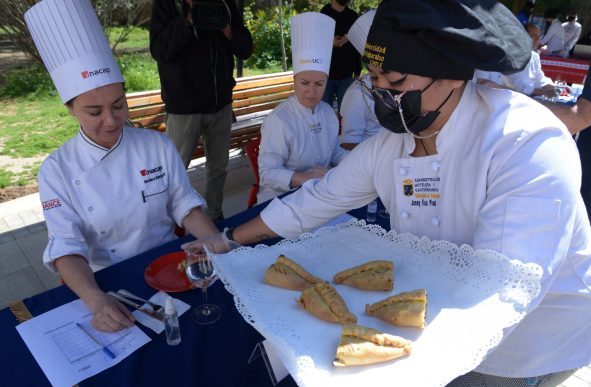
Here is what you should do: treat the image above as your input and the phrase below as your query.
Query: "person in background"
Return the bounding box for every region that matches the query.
[543,67,591,134]
[473,24,555,98]
[192,0,591,384]
[543,67,591,220]
[256,12,348,204]
[516,1,534,25]
[339,10,382,150]
[25,0,222,332]
[150,0,253,221]
[562,11,582,57]
[539,8,565,56]
[320,0,361,111]
[505,23,556,98]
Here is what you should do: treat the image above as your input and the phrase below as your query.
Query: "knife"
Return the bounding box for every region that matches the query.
[107,291,163,321]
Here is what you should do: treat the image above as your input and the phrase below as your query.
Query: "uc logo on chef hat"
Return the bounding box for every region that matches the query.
[299,58,323,64]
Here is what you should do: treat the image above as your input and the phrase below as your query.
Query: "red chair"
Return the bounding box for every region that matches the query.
[245,137,261,208]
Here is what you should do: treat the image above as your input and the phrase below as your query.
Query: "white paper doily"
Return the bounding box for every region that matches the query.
[212,220,542,387]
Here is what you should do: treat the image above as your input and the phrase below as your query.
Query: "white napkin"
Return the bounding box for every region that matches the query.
[132,291,190,334]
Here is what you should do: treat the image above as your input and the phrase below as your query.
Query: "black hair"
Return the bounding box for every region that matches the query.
[544,8,560,19]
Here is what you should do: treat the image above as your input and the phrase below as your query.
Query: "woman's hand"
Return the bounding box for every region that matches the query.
[181,230,239,256]
[533,84,557,98]
[85,292,135,332]
[290,166,329,188]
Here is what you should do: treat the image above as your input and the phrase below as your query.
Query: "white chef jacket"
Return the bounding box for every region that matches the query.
[540,19,565,54]
[473,69,505,86]
[39,126,205,272]
[504,51,554,96]
[257,95,348,203]
[261,82,591,377]
[563,21,582,54]
[339,75,384,144]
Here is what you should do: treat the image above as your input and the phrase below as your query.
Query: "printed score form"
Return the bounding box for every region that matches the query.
[16,299,151,387]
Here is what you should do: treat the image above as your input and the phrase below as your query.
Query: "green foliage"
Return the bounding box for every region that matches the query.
[117,53,161,92]
[0,64,58,100]
[351,0,382,14]
[0,170,13,189]
[245,4,294,70]
[108,26,150,51]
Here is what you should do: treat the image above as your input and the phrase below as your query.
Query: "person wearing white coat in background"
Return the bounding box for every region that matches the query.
[539,8,565,55]
[256,12,348,203]
[562,12,582,57]
[25,0,221,332]
[190,0,591,384]
[339,10,383,150]
[473,24,556,99]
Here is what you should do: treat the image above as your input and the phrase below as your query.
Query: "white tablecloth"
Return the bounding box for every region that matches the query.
[212,220,542,387]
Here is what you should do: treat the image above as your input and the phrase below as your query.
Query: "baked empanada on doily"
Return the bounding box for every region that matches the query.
[333,260,393,291]
[297,281,357,323]
[365,289,427,328]
[333,323,412,367]
[264,255,323,291]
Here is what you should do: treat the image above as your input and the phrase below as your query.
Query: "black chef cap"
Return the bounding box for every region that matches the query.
[364,0,531,80]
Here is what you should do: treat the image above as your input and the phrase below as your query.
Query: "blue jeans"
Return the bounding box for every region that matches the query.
[322,77,354,111]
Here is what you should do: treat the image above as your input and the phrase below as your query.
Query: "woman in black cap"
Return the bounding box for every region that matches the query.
[193,0,591,384]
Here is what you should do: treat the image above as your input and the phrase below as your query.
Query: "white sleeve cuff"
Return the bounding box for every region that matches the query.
[173,189,206,227]
[43,236,89,274]
[260,197,305,238]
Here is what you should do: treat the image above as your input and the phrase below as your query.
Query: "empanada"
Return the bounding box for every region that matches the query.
[297,281,357,323]
[333,323,412,367]
[333,260,393,291]
[365,289,427,328]
[264,255,323,291]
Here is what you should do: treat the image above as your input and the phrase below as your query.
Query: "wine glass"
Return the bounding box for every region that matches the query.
[184,248,221,325]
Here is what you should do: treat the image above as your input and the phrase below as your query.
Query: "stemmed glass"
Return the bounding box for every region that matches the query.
[184,247,221,325]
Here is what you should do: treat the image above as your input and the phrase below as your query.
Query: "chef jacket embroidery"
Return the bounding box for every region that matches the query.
[407,176,440,207]
[309,122,322,134]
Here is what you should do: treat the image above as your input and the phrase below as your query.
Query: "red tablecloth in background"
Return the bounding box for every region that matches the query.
[541,56,589,84]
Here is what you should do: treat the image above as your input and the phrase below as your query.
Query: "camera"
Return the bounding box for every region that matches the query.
[191,0,231,30]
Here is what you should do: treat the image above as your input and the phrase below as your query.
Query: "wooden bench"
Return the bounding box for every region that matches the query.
[126,71,294,159]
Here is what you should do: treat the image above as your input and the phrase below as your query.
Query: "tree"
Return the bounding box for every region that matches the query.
[0,0,151,67]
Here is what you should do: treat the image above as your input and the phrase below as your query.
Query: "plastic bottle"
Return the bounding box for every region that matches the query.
[366,199,378,223]
[164,297,181,346]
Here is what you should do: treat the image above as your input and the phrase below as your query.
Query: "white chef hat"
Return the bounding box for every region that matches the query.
[347,9,376,55]
[291,12,335,76]
[24,0,124,103]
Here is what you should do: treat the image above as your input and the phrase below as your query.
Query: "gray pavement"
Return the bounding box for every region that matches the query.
[0,151,589,386]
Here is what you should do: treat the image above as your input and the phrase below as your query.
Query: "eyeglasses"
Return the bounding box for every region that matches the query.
[357,80,405,111]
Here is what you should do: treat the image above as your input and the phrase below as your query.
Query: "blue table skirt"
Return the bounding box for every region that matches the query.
[0,198,388,386]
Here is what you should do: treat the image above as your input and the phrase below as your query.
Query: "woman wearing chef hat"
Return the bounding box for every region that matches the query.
[256,12,348,204]
[339,9,381,150]
[197,0,591,383]
[25,0,221,332]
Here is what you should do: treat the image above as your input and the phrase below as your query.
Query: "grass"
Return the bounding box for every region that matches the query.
[109,27,150,52]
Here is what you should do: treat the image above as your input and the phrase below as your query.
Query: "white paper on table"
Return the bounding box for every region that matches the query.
[211,220,543,387]
[16,299,151,387]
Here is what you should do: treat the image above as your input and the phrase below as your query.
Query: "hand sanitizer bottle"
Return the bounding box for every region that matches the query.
[164,297,181,346]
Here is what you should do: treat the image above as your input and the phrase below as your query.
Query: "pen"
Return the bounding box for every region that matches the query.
[76,322,116,359]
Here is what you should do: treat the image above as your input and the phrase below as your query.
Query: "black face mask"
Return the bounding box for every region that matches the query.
[373,81,454,136]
